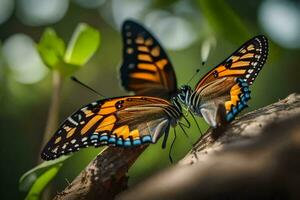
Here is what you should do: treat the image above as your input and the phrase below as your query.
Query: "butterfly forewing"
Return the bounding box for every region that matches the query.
[41,96,181,160]
[195,35,268,91]
[120,20,177,99]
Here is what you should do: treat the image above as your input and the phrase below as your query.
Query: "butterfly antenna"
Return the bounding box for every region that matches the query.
[189,111,203,136]
[187,68,200,85]
[168,128,177,164]
[178,123,194,147]
[71,76,107,98]
[179,123,198,158]
[180,114,191,128]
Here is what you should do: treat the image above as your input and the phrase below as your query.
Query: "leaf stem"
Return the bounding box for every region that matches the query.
[39,70,63,163]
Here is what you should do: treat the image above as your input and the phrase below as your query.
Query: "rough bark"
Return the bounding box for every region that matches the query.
[53,145,147,200]
[118,93,300,200]
[53,93,300,200]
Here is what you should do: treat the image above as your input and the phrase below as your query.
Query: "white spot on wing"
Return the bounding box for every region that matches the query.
[68,117,79,126]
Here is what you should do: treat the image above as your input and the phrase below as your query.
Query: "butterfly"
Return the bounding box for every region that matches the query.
[120,20,268,128]
[41,20,268,160]
[177,35,268,127]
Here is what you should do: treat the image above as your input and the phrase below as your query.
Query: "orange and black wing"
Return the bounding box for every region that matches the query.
[195,35,268,91]
[192,36,268,127]
[41,96,180,160]
[196,77,251,127]
[120,20,177,99]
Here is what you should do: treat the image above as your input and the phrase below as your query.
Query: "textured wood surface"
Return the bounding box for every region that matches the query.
[53,93,300,200]
[118,93,300,200]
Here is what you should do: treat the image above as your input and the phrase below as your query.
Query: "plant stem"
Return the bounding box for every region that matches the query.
[39,70,63,162]
[38,70,63,200]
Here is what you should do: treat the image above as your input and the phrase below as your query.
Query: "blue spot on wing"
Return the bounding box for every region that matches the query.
[108,137,116,144]
[124,139,131,147]
[226,78,251,122]
[99,135,108,141]
[142,135,152,143]
[90,134,99,140]
[117,138,123,146]
[133,139,142,146]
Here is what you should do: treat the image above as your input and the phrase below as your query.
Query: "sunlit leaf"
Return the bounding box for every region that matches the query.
[64,23,100,66]
[19,155,70,192]
[24,165,61,200]
[37,28,65,69]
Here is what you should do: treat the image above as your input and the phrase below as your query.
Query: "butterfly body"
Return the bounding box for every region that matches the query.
[177,77,251,127]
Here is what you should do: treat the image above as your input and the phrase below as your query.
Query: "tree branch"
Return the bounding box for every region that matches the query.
[53,145,148,200]
[117,93,300,200]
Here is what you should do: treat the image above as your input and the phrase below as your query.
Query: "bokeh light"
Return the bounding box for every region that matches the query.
[0,0,14,25]
[111,0,151,27]
[146,15,197,50]
[74,0,106,9]
[2,34,48,84]
[259,0,300,49]
[16,0,69,26]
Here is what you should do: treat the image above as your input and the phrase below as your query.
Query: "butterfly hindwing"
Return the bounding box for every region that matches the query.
[195,35,268,90]
[190,35,268,127]
[120,20,177,99]
[41,96,180,160]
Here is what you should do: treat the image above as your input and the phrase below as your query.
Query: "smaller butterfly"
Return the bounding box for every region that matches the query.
[177,35,268,127]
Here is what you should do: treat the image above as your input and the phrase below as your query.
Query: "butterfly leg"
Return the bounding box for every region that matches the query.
[178,123,198,160]
[168,128,177,163]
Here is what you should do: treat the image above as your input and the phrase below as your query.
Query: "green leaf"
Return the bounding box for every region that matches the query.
[197,0,250,44]
[19,155,70,194]
[37,28,66,69]
[64,23,100,66]
[24,165,61,200]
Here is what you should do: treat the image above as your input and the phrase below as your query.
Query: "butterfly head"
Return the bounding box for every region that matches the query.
[177,85,192,105]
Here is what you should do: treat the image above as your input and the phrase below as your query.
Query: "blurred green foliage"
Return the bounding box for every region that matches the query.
[19,156,69,193]
[37,28,66,70]
[38,23,101,77]
[25,166,61,200]
[0,0,299,200]
[19,23,100,199]
[19,156,69,200]
[197,0,250,43]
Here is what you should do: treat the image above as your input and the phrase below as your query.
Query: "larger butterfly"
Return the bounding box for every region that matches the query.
[41,96,182,160]
[120,20,268,128]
